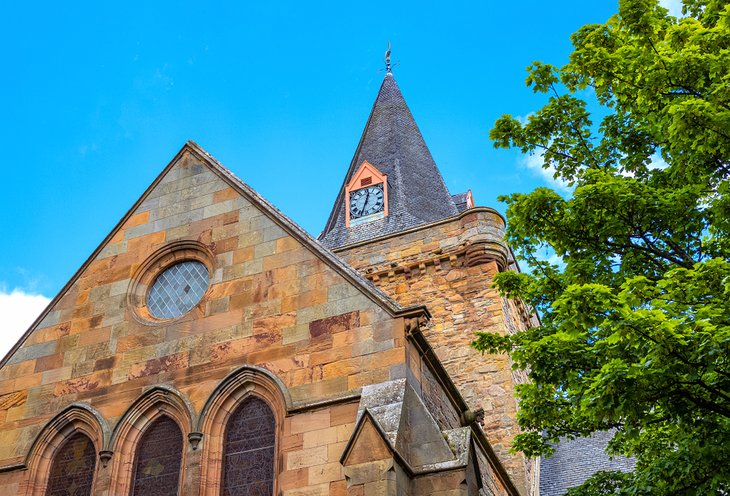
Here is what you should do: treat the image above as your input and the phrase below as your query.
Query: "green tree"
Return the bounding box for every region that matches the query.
[474,0,730,494]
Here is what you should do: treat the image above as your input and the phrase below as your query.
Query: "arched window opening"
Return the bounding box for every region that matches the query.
[222,397,276,496]
[45,432,96,496]
[131,416,183,496]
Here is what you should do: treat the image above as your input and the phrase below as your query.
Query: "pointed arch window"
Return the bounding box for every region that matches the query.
[45,432,96,496]
[222,397,276,495]
[131,416,183,496]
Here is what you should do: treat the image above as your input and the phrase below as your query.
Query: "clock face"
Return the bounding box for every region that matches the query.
[349,184,385,219]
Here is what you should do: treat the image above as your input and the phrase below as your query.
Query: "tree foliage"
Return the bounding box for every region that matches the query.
[474,0,730,493]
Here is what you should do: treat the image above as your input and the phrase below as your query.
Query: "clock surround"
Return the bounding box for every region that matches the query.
[344,161,388,227]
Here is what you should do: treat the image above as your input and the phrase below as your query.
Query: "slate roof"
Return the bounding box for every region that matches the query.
[451,192,470,213]
[540,431,636,495]
[319,73,459,249]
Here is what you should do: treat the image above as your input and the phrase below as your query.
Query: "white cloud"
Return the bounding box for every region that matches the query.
[659,0,684,17]
[520,151,573,193]
[512,114,573,193]
[0,289,51,359]
[518,146,669,192]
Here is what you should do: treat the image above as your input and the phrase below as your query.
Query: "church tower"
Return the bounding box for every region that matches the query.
[321,71,539,495]
[0,61,542,496]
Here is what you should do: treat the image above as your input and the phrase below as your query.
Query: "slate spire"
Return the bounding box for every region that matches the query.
[319,73,459,249]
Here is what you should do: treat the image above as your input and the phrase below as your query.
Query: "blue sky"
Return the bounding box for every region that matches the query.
[3,1,679,354]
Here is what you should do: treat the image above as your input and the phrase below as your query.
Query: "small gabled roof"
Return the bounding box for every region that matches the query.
[1,141,429,367]
[319,73,459,249]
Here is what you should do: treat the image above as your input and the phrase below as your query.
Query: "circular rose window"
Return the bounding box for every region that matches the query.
[146,260,210,319]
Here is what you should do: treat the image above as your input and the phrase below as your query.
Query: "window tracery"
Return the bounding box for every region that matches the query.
[198,366,288,495]
[221,397,276,496]
[44,432,96,496]
[23,405,106,496]
[130,416,183,496]
[106,386,193,495]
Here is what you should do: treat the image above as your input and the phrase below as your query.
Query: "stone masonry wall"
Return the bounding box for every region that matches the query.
[336,209,536,496]
[0,149,411,495]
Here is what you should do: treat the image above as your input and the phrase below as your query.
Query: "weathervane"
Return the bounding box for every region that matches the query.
[385,41,392,73]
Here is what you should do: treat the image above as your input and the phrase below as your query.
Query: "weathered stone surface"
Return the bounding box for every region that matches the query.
[0,148,416,495]
[337,211,537,494]
[0,391,26,411]
[0,141,523,496]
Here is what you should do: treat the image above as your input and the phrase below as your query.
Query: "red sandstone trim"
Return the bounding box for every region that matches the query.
[344,160,389,228]
[21,404,107,496]
[197,366,287,496]
[107,386,194,495]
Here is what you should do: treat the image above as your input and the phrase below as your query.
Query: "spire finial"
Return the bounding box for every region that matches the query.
[385,41,392,74]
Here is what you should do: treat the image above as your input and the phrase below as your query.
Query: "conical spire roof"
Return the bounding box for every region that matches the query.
[319,73,458,249]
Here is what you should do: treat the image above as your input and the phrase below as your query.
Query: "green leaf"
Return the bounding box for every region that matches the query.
[477,1,730,493]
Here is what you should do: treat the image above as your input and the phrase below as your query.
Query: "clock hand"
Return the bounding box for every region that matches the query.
[364,189,371,213]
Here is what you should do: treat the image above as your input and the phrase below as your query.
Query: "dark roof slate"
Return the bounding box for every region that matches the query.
[319,73,458,249]
[540,431,636,496]
[451,192,469,213]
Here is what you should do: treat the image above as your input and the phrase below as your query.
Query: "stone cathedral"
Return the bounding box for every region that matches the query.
[0,70,620,495]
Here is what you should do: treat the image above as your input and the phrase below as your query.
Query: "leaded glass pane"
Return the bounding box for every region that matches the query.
[131,416,183,496]
[222,397,276,496]
[147,261,209,319]
[45,432,96,496]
